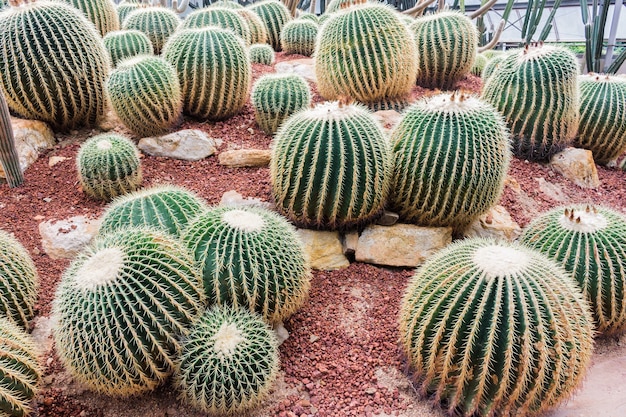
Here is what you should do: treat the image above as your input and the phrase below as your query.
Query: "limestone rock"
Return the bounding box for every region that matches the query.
[39,216,102,260]
[355,224,452,267]
[296,229,350,270]
[549,147,600,189]
[461,205,521,242]
[275,58,316,83]
[219,190,274,210]
[342,231,359,256]
[273,321,289,346]
[138,129,219,161]
[218,149,271,168]
[0,118,55,179]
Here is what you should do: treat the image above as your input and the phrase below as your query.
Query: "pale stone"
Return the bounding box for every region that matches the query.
[39,216,102,260]
[31,316,58,354]
[138,129,218,161]
[355,224,452,267]
[342,231,359,256]
[462,205,522,242]
[218,149,271,168]
[219,190,273,210]
[0,118,55,179]
[97,107,123,131]
[376,211,399,226]
[275,58,316,83]
[535,177,570,203]
[48,156,69,167]
[273,322,289,346]
[549,147,600,189]
[296,229,350,270]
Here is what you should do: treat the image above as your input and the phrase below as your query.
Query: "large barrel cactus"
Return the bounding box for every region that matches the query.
[103,29,154,67]
[180,7,251,45]
[271,101,391,230]
[176,306,279,414]
[60,0,119,36]
[249,43,274,65]
[122,6,180,53]
[162,27,250,121]
[399,238,594,417]
[182,205,311,324]
[248,0,291,51]
[280,19,317,56]
[520,205,626,335]
[315,3,418,110]
[481,44,580,161]
[236,8,268,44]
[390,92,510,229]
[0,0,109,131]
[53,227,205,396]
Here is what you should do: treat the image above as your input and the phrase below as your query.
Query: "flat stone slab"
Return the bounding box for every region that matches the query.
[218,149,271,168]
[39,216,102,260]
[296,229,350,271]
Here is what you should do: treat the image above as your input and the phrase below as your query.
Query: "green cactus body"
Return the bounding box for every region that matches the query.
[271,101,391,230]
[122,7,180,53]
[315,4,418,110]
[60,0,120,36]
[481,52,506,80]
[0,230,38,330]
[182,206,311,324]
[399,238,594,417]
[0,1,109,131]
[318,13,330,25]
[176,306,279,414]
[390,93,510,229]
[103,30,154,67]
[297,11,318,24]
[99,185,206,237]
[410,11,478,89]
[280,19,317,56]
[520,205,626,335]
[481,45,580,161]
[249,43,275,65]
[53,227,204,396]
[251,73,311,134]
[181,7,251,45]
[248,0,291,51]
[0,317,41,417]
[208,0,243,9]
[117,2,140,24]
[76,133,142,201]
[162,27,250,120]
[471,52,488,76]
[574,74,626,165]
[106,55,182,137]
[325,0,374,13]
[236,8,268,44]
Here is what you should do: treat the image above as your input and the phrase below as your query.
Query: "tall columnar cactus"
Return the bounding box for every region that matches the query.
[122,6,180,53]
[399,238,594,417]
[248,0,291,51]
[176,306,279,414]
[410,11,478,89]
[60,0,120,36]
[99,184,207,237]
[520,205,626,335]
[53,227,204,396]
[315,4,418,110]
[0,229,38,329]
[280,19,317,56]
[481,44,580,161]
[76,133,142,201]
[271,101,391,230]
[251,73,311,134]
[236,9,268,44]
[0,317,41,417]
[103,29,154,67]
[106,55,182,137]
[0,0,109,131]
[249,43,274,65]
[117,1,140,24]
[574,74,626,165]
[181,7,251,45]
[182,206,311,324]
[162,27,250,121]
[390,92,510,229]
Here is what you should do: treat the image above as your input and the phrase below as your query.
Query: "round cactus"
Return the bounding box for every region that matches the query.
[0,0,109,131]
[76,133,142,201]
[520,205,626,335]
[249,43,275,65]
[410,11,478,89]
[399,238,594,417]
[103,29,154,67]
[280,19,317,56]
[471,52,489,76]
[236,8,268,44]
[481,44,580,161]
[122,6,180,53]
[248,0,291,51]
[208,0,243,9]
[162,27,250,120]
[298,11,319,24]
[251,73,311,134]
[389,92,510,229]
[0,230,38,329]
[481,51,506,80]
[53,227,205,396]
[61,0,120,36]
[181,7,251,45]
[271,101,391,230]
[315,4,418,110]
[574,74,626,165]
[176,306,279,415]
[106,55,182,137]
[117,1,140,24]
[0,317,41,417]
[99,184,207,237]
[325,0,374,13]
[182,205,311,324]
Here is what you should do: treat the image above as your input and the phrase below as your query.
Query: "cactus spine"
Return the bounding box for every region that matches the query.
[180,7,251,45]
[103,30,154,67]
[61,0,120,36]
[236,8,268,44]
[399,238,594,417]
[280,19,317,56]
[122,6,180,54]
[249,43,275,65]
[248,0,291,51]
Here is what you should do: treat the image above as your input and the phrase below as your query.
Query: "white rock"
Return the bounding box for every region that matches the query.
[219,190,274,210]
[296,229,350,270]
[275,58,316,83]
[462,205,522,242]
[48,156,69,167]
[138,129,218,161]
[342,231,359,256]
[218,149,271,167]
[273,321,289,346]
[549,147,600,189]
[0,118,55,179]
[31,315,58,354]
[39,216,102,260]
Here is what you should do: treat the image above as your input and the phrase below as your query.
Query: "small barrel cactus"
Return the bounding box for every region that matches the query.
[53,227,205,396]
[399,238,594,417]
[106,55,182,137]
[0,229,38,329]
[76,133,142,201]
[236,8,268,44]
[249,43,275,65]
[248,0,291,51]
[520,205,626,335]
[0,317,41,417]
[103,29,154,67]
[481,52,506,80]
[481,44,580,161]
[325,0,373,13]
[162,27,250,121]
[61,0,120,36]
[99,184,207,237]
[280,19,318,56]
[298,11,319,24]
[271,101,391,230]
[251,73,311,134]
[471,52,489,76]
[176,306,279,415]
[208,0,243,9]
[182,205,311,324]
[117,1,140,24]
[574,74,626,165]
[389,92,510,229]
[180,7,251,45]
[122,6,180,53]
